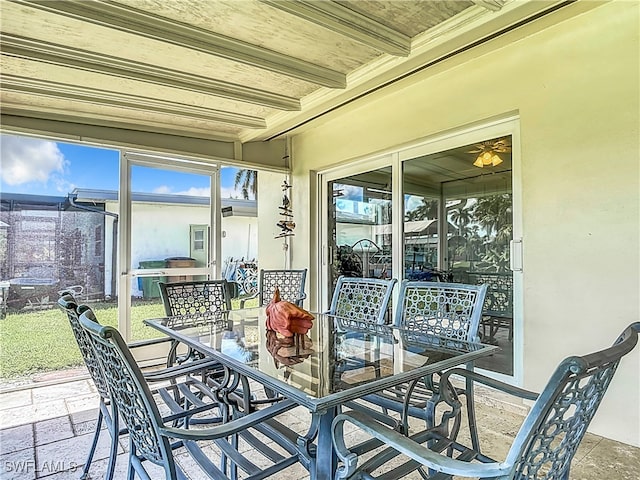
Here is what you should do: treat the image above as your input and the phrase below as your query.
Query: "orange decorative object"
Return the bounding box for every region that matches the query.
[265,288,314,337]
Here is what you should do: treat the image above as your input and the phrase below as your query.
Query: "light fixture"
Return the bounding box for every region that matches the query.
[469,138,511,168]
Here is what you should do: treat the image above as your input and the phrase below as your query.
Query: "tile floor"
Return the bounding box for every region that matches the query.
[0,376,638,480]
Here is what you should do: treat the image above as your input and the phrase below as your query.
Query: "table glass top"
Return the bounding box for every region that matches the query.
[146,308,497,405]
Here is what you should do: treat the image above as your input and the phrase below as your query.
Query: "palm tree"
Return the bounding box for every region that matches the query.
[449,200,473,235]
[234,169,257,200]
[405,197,438,221]
[472,194,512,271]
[472,194,512,240]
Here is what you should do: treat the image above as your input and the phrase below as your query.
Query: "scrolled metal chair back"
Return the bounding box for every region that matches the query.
[508,323,639,479]
[330,276,397,324]
[57,294,110,399]
[394,280,488,342]
[159,280,231,316]
[79,309,176,469]
[467,272,513,317]
[259,269,307,306]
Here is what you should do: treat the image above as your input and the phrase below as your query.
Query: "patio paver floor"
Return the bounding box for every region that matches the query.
[0,377,638,479]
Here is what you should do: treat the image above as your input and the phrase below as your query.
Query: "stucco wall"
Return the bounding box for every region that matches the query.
[222,216,258,262]
[104,202,257,296]
[289,1,639,445]
[257,170,293,271]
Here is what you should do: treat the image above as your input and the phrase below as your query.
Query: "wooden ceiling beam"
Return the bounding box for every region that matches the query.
[16,0,346,89]
[261,0,411,57]
[471,0,509,12]
[1,75,267,128]
[1,35,301,111]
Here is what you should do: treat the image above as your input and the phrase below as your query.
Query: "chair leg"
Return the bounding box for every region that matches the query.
[104,401,119,480]
[466,376,481,453]
[127,441,136,480]
[79,400,105,480]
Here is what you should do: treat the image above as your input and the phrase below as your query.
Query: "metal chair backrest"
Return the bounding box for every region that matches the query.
[259,269,307,307]
[507,322,639,478]
[79,309,177,473]
[57,294,110,399]
[329,276,397,324]
[466,272,513,318]
[159,280,231,316]
[393,280,488,342]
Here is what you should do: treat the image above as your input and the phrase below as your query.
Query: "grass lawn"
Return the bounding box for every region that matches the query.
[0,300,164,380]
[0,297,256,381]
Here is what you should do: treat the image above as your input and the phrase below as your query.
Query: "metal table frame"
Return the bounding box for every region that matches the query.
[145,308,498,480]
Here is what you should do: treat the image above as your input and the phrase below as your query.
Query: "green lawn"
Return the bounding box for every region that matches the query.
[0,297,256,380]
[0,300,163,380]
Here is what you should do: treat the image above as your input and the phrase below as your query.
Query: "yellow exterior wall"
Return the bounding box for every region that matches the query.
[288,0,639,445]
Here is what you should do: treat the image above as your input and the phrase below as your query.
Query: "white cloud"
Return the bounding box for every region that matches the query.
[152,185,172,194]
[220,185,239,198]
[177,187,211,197]
[152,185,213,197]
[1,135,67,185]
[221,185,253,200]
[335,184,362,201]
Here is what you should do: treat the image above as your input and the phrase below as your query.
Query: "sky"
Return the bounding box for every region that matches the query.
[1,133,424,213]
[0,134,247,199]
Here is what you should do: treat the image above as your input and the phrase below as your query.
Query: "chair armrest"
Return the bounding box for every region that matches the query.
[159,398,296,440]
[332,410,510,479]
[441,368,539,402]
[142,357,221,382]
[127,336,174,349]
[239,291,260,309]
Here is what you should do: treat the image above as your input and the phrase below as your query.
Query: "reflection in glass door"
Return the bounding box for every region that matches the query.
[328,166,393,294]
[402,135,514,376]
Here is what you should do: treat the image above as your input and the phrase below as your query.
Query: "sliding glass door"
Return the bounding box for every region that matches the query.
[320,157,395,310]
[320,119,521,380]
[402,137,514,375]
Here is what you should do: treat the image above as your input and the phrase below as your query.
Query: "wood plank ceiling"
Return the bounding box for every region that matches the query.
[1,0,564,144]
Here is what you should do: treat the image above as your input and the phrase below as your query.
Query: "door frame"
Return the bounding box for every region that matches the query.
[317,115,523,384]
[118,150,221,340]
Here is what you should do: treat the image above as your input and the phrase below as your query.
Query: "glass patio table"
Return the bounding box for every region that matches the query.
[144,307,498,480]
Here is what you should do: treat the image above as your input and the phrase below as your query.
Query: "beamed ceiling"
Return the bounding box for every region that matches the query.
[1,0,567,147]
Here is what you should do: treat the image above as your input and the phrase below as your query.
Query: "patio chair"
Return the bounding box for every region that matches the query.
[159,279,232,315]
[345,281,488,447]
[467,272,513,344]
[159,279,232,366]
[328,275,397,324]
[329,276,397,396]
[78,308,307,480]
[159,279,284,405]
[57,294,224,480]
[332,322,640,480]
[239,268,308,308]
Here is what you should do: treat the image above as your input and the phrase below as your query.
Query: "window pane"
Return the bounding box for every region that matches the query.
[0,134,119,384]
[129,164,212,340]
[329,166,393,290]
[402,136,514,376]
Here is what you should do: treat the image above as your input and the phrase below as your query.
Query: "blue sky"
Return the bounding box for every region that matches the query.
[0,134,246,198]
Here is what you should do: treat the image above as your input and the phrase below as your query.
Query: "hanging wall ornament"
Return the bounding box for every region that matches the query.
[275,179,295,238]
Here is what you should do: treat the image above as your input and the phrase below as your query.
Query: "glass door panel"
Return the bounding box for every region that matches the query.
[402,136,514,376]
[403,192,442,280]
[127,162,215,341]
[328,166,393,292]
